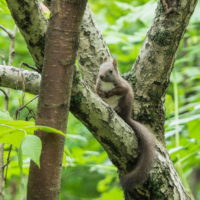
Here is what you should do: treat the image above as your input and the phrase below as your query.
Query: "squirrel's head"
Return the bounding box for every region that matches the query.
[98,59,119,82]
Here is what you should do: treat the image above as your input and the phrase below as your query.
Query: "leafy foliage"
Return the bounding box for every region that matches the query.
[0,0,200,199]
[0,116,65,167]
[21,135,41,167]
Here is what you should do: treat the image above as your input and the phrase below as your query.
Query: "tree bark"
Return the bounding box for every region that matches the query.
[5,0,47,71]
[129,0,198,143]
[26,0,87,200]
[5,0,111,78]
[0,65,192,200]
[3,0,198,199]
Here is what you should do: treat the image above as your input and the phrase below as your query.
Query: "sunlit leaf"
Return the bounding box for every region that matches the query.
[168,146,185,155]
[22,135,42,167]
[36,126,65,137]
[0,110,13,120]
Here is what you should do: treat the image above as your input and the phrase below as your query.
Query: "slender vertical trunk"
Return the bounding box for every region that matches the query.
[27,0,87,200]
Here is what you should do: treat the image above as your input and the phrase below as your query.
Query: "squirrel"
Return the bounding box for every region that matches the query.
[95,58,155,191]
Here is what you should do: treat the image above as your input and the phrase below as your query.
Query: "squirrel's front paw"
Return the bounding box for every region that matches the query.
[104,92,111,98]
[114,106,121,114]
[98,91,107,98]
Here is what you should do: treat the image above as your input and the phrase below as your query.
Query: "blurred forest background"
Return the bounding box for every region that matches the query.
[0,0,200,199]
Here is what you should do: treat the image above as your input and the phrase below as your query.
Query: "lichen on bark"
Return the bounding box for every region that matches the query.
[3,0,198,199]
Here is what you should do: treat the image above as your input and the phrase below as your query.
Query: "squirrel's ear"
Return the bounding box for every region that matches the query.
[113,58,117,66]
[103,57,109,63]
[113,58,118,71]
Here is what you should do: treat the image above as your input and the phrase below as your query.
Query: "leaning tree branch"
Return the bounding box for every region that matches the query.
[0,65,191,199]
[6,0,111,86]
[5,0,198,141]
[0,65,138,166]
[27,0,87,199]
[5,0,47,71]
[43,0,111,87]
[129,0,198,142]
[3,0,197,199]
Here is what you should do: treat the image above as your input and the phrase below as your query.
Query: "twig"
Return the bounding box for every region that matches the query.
[22,62,40,72]
[25,107,36,121]
[4,145,12,185]
[8,26,17,66]
[15,95,38,120]
[0,89,9,110]
[0,25,14,39]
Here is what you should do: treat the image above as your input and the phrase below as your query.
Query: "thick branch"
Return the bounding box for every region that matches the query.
[6,0,111,84]
[43,1,111,87]
[5,0,47,70]
[5,0,198,140]
[25,0,87,198]
[77,5,111,88]
[0,65,191,199]
[0,65,136,168]
[4,0,197,199]
[130,0,198,142]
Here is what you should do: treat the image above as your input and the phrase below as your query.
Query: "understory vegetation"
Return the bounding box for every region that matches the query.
[0,0,199,199]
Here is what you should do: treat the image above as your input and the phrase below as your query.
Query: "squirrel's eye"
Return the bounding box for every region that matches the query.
[109,70,113,73]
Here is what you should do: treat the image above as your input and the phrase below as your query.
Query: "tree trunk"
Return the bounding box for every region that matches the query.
[0,65,192,200]
[130,0,198,144]
[26,0,87,200]
[3,0,198,199]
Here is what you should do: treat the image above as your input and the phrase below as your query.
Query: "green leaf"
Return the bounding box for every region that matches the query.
[0,120,34,146]
[18,146,23,179]
[0,120,65,136]
[21,125,65,136]
[0,110,13,120]
[171,114,200,125]
[95,187,123,200]
[0,120,34,127]
[168,146,185,155]
[36,126,65,137]
[21,135,42,167]
[0,124,25,147]
[67,134,87,142]
[97,175,115,192]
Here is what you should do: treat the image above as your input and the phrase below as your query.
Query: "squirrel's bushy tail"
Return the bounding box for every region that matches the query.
[120,119,155,191]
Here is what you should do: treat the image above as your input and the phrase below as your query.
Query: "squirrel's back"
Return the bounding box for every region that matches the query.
[96,59,156,191]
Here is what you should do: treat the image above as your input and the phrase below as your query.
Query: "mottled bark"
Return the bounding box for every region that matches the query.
[43,1,111,86]
[3,0,198,199]
[5,0,47,71]
[6,0,111,78]
[190,168,200,199]
[0,65,191,200]
[77,4,111,88]
[26,0,87,200]
[130,0,198,143]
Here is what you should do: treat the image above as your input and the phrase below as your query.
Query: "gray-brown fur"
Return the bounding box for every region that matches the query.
[95,59,155,191]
